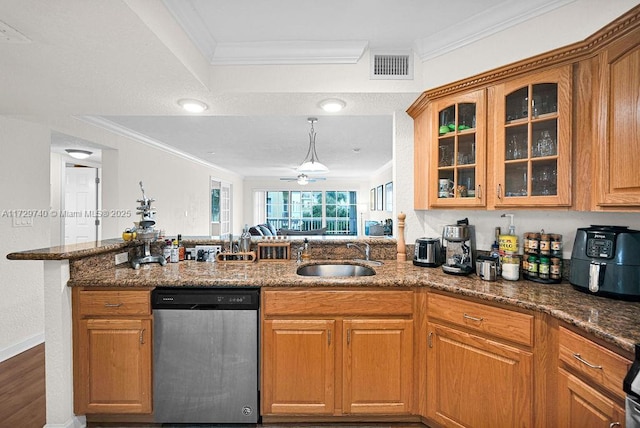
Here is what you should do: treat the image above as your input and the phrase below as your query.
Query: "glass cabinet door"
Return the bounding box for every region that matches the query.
[495,66,572,207]
[431,90,486,207]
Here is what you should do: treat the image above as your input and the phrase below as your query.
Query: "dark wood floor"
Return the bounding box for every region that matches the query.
[0,343,46,428]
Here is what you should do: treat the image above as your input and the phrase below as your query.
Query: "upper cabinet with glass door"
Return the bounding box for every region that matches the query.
[430,90,486,208]
[492,66,572,207]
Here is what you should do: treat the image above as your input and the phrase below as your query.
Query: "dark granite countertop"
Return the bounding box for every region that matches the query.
[67,258,640,354]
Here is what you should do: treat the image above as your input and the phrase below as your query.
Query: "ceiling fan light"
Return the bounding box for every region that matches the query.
[297,174,309,185]
[65,149,92,159]
[319,98,346,113]
[178,98,208,113]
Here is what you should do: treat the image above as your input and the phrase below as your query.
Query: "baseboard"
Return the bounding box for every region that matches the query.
[0,332,45,363]
[45,415,86,428]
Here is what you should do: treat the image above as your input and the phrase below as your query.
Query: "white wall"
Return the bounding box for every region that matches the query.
[0,117,49,359]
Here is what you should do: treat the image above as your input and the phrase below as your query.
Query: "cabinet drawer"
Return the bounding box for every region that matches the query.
[263,289,413,316]
[78,290,151,317]
[428,293,533,346]
[558,327,631,400]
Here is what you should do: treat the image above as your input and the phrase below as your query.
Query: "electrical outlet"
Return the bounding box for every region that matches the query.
[115,252,129,265]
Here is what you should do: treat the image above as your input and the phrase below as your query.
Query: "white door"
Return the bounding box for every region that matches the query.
[64,167,99,244]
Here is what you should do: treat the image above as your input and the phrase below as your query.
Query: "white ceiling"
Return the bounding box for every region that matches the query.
[0,0,582,179]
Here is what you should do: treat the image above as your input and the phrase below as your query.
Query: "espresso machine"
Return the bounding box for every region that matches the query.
[442,218,475,275]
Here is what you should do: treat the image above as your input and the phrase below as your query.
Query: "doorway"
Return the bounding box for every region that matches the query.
[64,166,101,244]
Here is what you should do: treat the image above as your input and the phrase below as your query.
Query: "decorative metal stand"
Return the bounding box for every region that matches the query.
[130,182,166,269]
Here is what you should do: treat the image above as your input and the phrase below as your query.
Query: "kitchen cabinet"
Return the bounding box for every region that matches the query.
[491,65,572,207]
[429,90,487,208]
[72,288,152,415]
[409,5,640,211]
[557,326,630,427]
[426,292,534,427]
[594,23,640,208]
[261,288,414,417]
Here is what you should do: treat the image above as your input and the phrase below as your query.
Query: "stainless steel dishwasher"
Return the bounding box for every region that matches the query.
[152,287,260,424]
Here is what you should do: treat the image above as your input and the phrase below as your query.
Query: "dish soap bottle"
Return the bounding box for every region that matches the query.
[301,238,311,261]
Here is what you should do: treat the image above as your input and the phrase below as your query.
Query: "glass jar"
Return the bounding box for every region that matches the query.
[527,255,539,277]
[539,256,550,279]
[550,257,562,280]
[540,234,551,255]
[551,234,563,256]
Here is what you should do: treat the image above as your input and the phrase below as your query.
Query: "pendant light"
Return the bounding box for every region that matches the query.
[297,117,329,173]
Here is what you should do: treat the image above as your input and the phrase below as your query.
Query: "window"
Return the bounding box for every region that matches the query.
[325,191,358,235]
[265,190,357,235]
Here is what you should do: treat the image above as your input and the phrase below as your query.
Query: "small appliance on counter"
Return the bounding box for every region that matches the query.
[476,255,498,281]
[569,225,640,300]
[413,237,442,267]
[442,218,475,275]
[624,343,640,428]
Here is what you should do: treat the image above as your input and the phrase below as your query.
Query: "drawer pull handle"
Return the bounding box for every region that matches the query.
[609,422,621,427]
[463,313,484,322]
[104,303,123,308]
[573,353,602,369]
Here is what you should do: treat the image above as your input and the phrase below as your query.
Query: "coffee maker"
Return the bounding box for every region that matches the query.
[442,218,475,275]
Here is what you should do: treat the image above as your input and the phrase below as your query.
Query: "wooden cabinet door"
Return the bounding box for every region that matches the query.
[492,65,572,208]
[262,319,335,415]
[343,319,413,414]
[426,322,533,427]
[595,26,640,208]
[558,368,625,428]
[75,318,152,414]
[429,89,487,208]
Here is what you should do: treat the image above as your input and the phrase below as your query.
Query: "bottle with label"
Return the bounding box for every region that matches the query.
[177,234,185,261]
[170,239,179,263]
[163,239,172,263]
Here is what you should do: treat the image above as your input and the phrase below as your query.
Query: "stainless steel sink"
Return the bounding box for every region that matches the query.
[296,263,376,277]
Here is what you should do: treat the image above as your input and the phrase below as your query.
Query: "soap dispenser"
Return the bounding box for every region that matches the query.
[301,238,311,261]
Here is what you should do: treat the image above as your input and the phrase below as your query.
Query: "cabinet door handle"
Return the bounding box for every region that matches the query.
[497,184,502,200]
[347,329,351,345]
[572,353,602,369]
[104,303,123,308]
[428,332,433,349]
[139,328,145,345]
[463,313,484,322]
[327,330,331,346]
[609,422,621,427]
[477,185,482,200]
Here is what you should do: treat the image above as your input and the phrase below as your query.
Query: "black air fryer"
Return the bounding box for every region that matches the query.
[570,225,640,300]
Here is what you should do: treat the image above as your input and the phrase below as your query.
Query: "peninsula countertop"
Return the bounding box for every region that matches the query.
[66,258,640,354]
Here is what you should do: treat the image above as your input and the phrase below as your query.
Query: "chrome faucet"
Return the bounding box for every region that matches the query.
[347,242,370,261]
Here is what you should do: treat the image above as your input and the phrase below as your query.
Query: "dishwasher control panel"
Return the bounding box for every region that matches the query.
[152,287,260,310]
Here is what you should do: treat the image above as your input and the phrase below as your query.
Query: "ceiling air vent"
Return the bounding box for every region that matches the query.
[370,51,413,80]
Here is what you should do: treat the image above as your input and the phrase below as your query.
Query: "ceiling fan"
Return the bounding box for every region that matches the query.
[280,173,326,185]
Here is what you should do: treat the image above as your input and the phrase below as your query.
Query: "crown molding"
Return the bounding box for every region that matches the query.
[210,40,368,65]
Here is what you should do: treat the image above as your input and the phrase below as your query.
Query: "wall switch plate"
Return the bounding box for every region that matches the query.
[115,252,129,265]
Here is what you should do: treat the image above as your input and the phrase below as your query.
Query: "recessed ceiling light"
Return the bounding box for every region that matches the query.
[319,98,346,113]
[65,149,92,159]
[178,98,208,113]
